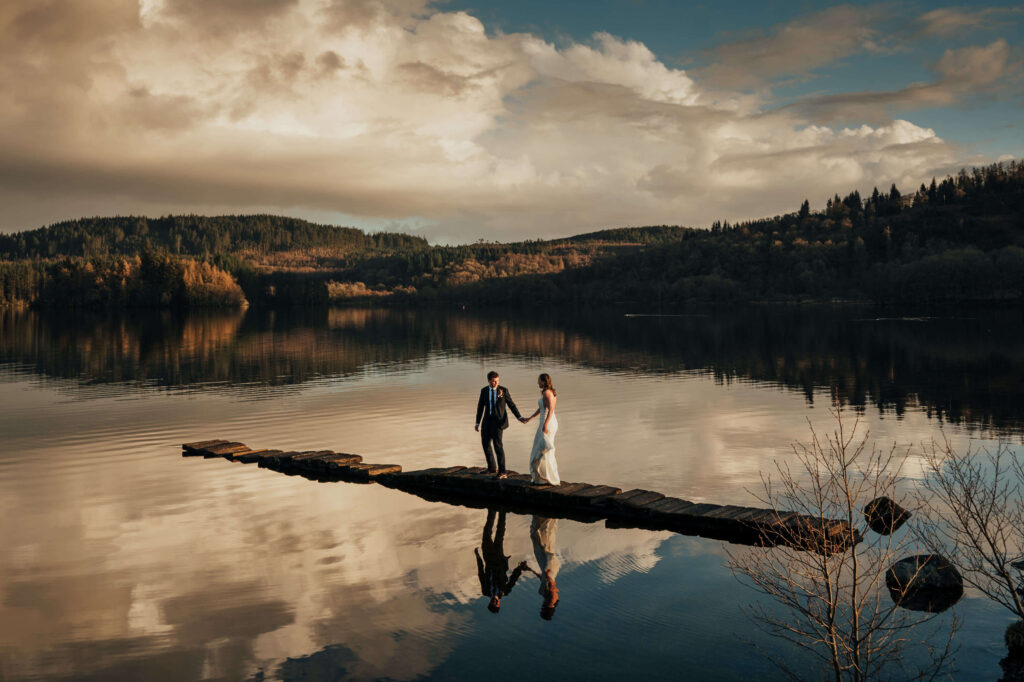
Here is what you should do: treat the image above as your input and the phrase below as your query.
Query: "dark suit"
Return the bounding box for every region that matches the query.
[475,384,523,473]
[476,510,524,599]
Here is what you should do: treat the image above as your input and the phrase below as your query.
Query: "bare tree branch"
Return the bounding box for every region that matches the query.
[729,409,957,681]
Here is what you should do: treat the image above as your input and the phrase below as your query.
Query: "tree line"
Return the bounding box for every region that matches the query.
[0,214,427,260]
[0,252,247,308]
[1,161,1022,308]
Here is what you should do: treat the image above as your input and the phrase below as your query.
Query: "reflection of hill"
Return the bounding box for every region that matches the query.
[2,306,1024,431]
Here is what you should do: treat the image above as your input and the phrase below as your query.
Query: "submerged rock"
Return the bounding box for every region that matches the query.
[886,554,964,612]
[1002,622,1024,682]
[863,496,911,535]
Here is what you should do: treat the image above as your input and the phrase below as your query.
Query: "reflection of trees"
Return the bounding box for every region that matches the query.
[728,413,956,681]
[2,306,1024,431]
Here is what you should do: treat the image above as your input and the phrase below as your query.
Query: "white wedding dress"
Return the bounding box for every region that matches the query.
[530,515,561,582]
[529,396,560,485]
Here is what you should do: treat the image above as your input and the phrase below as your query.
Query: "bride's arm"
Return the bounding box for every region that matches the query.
[542,390,555,433]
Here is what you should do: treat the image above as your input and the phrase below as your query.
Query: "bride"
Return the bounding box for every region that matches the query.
[522,373,560,485]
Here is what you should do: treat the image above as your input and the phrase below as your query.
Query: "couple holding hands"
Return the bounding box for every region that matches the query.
[474,370,560,486]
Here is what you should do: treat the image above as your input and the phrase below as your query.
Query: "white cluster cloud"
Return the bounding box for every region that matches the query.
[0,0,1006,241]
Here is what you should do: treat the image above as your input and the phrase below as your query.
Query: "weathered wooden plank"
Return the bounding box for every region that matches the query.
[183,439,228,451]
[546,482,590,496]
[258,451,303,467]
[676,503,719,517]
[646,498,696,514]
[739,510,779,526]
[606,488,656,505]
[311,454,361,469]
[290,450,336,462]
[288,453,338,472]
[235,449,284,463]
[612,490,666,508]
[488,476,529,491]
[726,508,768,522]
[643,497,689,513]
[324,456,365,471]
[403,466,467,478]
[203,442,250,456]
[315,453,360,463]
[700,505,754,520]
[451,467,489,477]
[336,462,370,471]
[331,463,402,479]
[365,464,401,476]
[225,449,267,460]
[573,485,622,500]
[763,511,802,527]
[205,446,249,459]
[436,466,470,475]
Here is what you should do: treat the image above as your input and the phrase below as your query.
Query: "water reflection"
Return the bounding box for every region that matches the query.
[2,306,1024,432]
[0,304,1019,679]
[475,509,528,614]
[528,516,561,621]
[473,511,562,620]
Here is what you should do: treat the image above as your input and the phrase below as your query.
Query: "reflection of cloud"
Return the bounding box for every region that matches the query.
[162,584,294,643]
[0,318,1002,679]
[47,640,207,682]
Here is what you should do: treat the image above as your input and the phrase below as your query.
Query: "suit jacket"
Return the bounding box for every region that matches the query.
[476,385,522,430]
[476,551,525,598]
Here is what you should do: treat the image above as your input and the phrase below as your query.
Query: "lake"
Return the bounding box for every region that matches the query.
[1,305,1020,681]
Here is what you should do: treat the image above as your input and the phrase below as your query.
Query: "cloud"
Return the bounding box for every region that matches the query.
[320,0,432,31]
[916,6,1022,37]
[696,5,890,89]
[0,0,995,241]
[935,38,1013,85]
[791,40,1018,124]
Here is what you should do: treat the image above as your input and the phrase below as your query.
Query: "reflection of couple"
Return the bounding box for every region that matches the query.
[475,509,560,619]
[474,370,560,485]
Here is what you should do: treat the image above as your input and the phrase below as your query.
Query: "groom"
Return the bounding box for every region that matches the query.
[475,370,524,478]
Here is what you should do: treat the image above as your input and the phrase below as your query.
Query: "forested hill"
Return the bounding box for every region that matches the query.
[534,160,1024,304]
[551,226,692,245]
[1,161,1023,308]
[0,214,428,259]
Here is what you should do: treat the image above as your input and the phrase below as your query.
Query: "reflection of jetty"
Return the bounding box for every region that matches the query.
[183,440,857,547]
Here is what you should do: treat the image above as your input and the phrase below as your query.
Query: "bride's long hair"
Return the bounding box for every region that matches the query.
[538,373,556,396]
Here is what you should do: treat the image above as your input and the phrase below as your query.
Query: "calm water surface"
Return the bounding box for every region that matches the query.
[1,306,1021,681]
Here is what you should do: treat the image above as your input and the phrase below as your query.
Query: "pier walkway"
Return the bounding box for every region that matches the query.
[182,440,857,548]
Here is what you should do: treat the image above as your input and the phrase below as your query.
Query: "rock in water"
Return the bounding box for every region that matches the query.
[1007,621,1024,656]
[886,554,963,613]
[863,496,910,535]
[1001,624,1024,682]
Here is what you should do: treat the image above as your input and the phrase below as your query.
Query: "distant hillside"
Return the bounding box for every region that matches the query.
[0,214,428,259]
[2,161,1023,308]
[551,225,692,245]
[318,161,1024,305]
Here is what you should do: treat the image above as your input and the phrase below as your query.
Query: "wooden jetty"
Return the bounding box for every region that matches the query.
[182,440,859,549]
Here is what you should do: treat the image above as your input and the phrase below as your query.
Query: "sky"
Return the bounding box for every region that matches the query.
[0,0,1021,242]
